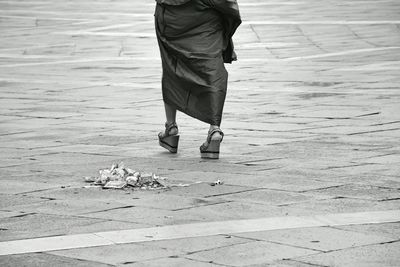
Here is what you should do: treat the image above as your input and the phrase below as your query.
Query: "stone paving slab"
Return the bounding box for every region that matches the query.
[0,253,111,267]
[185,241,317,266]
[234,226,395,252]
[281,198,400,216]
[122,257,220,267]
[0,213,118,242]
[48,243,181,266]
[142,235,251,254]
[333,222,400,239]
[294,241,400,267]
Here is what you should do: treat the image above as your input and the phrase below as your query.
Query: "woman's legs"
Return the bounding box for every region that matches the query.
[162,102,222,147]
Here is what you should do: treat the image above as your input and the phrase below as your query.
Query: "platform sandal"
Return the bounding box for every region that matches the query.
[200,128,224,159]
[158,122,179,153]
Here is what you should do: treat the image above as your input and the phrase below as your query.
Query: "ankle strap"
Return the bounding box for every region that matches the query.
[165,122,178,135]
[207,128,224,143]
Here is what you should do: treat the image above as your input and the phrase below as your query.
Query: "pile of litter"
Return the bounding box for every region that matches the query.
[84,162,166,190]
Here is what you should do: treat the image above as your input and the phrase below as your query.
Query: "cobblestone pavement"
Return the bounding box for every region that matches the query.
[1,0,400,266]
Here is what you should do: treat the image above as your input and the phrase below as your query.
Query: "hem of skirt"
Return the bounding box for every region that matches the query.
[163,99,221,126]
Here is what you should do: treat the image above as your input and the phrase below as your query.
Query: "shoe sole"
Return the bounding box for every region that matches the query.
[200,140,220,159]
[159,135,179,153]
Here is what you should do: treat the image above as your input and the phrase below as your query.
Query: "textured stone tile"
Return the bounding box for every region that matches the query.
[221,189,324,206]
[167,171,344,192]
[333,222,400,239]
[304,184,400,201]
[82,201,290,226]
[0,194,46,209]
[0,253,111,267]
[252,260,318,267]
[179,201,292,222]
[10,199,127,216]
[143,234,251,254]
[122,257,219,267]
[283,198,400,216]
[0,179,60,194]
[296,242,400,267]
[0,213,108,242]
[163,182,257,198]
[234,226,395,252]
[25,186,155,204]
[114,193,228,211]
[49,243,179,266]
[186,241,317,266]
[82,206,201,226]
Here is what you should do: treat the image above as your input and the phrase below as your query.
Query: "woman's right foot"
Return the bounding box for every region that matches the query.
[200,128,224,159]
[158,122,179,153]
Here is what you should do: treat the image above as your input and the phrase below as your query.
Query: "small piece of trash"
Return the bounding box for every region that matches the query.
[169,181,203,187]
[83,162,167,190]
[83,184,102,188]
[171,183,190,187]
[104,181,127,189]
[210,180,224,186]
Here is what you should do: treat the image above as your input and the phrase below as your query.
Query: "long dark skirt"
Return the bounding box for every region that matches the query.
[155,0,241,126]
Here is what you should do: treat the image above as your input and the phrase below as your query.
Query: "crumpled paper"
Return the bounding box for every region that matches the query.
[84,162,166,190]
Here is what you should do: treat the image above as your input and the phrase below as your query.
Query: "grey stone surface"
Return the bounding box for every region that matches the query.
[220,189,326,206]
[281,198,400,216]
[1,0,400,265]
[186,240,317,266]
[10,198,127,216]
[0,194,46,210]
[234,226,395,252]
[142,234,251,254]
[49,243,180,265]
[122,257,220,267]
[303,184,400,201]
[0,213,114,242]
[295,241,400,267]
[81,200,290,226]
[0,253,112,267]
[332,222,400,239]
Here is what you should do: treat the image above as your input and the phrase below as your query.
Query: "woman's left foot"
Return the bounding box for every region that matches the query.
[200,128,224,159]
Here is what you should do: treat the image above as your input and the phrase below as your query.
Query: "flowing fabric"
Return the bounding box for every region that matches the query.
[155,0,241,126]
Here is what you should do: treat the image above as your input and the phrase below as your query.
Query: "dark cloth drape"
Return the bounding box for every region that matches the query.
[155,0,241,126]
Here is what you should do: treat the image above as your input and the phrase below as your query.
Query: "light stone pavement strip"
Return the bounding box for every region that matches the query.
[0,0,400,266]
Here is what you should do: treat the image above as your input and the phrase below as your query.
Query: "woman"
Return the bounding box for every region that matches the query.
[155,0,241,159]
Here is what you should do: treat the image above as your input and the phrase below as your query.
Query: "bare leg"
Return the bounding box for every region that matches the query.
[164,102,176,123]
[163,102,178,135]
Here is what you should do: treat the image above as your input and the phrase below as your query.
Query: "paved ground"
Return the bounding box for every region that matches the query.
[1,0,400,266]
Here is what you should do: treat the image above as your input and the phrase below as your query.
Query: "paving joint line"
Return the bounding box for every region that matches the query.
[181,256,232,267]
[348,127,400,135]
[79,205,136,215]
[298,184,348,193]
[43,251,116,267]
[171,200,234,212]
[204,188,262,198]
[288,259,329,267]
[183,235,252,256]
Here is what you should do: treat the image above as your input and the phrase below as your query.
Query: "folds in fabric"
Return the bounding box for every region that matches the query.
[156,0,192,6]
[155,0,241,125]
